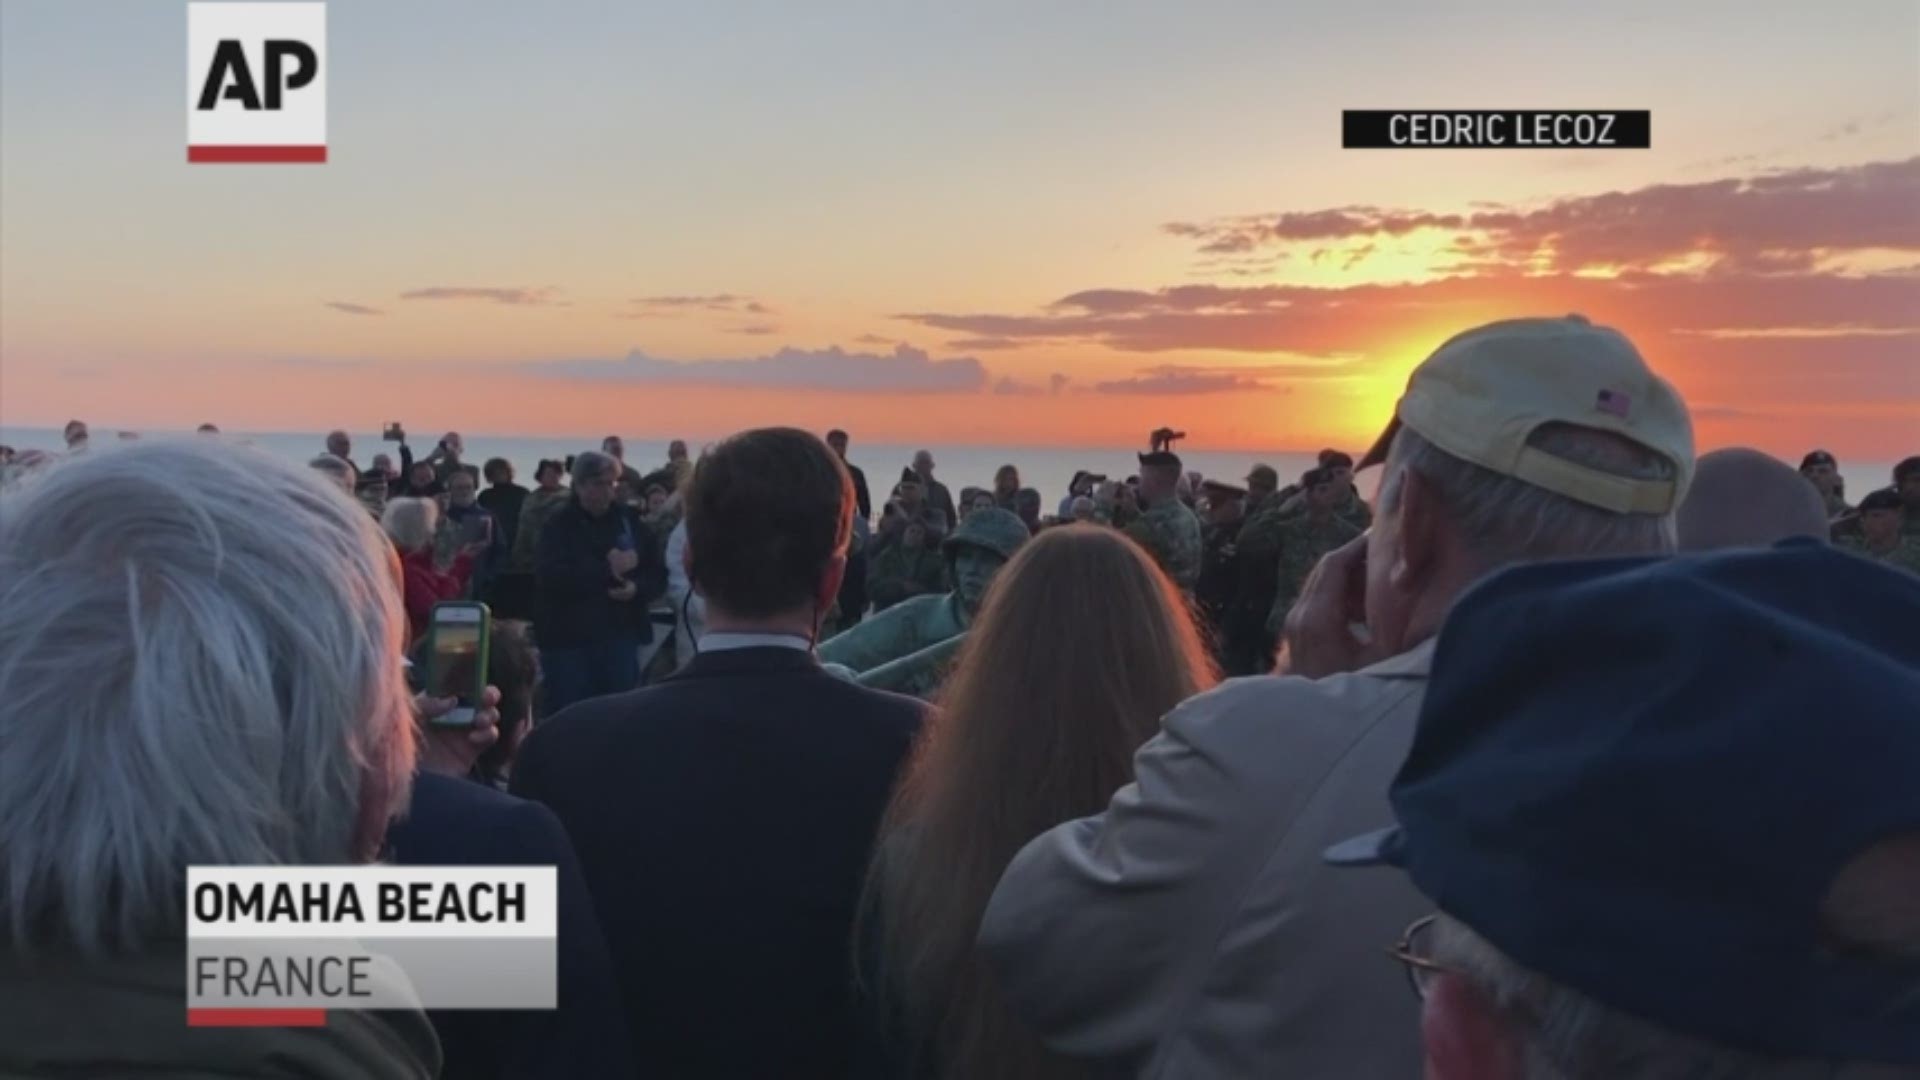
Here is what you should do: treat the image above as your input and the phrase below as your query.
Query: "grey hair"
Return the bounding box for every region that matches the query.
[571,450,617,484]
[0,439,416,954]
[309,452,355,493]
[1431,914,1914,1079]
[381,496,439,553]
[1378,424,1678,568]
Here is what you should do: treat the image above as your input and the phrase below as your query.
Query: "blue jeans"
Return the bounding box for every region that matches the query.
[540,638,640,716]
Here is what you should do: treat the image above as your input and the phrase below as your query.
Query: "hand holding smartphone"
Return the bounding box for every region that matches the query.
[424,602,491,727]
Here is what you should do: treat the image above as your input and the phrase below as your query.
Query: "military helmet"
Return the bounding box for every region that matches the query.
[943,507,1028,564]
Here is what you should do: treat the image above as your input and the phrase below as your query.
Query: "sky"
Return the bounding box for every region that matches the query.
[2,0,1916,457]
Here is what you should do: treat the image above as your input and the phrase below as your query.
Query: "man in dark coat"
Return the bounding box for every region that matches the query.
[533,451,666,712]
[512,428,924,1079]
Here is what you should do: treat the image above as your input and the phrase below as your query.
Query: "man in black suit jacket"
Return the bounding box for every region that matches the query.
[384,771,633,1080]
[512,428,924,1079]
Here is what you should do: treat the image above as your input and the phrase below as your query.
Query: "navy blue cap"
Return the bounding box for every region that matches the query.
[1327,541,1920,1064]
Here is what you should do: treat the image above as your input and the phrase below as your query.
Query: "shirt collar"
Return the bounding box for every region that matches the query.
[700,632,813,654]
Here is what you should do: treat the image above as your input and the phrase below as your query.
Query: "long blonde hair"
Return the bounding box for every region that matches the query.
[862,524,1218,1078]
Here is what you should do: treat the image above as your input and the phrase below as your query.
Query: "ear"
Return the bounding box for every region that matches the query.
[817,552,849,615]
[1423,973,1522,1080]
[1388,467,1443,594]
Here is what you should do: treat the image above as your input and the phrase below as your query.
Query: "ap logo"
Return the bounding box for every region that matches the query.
[187,3,326,163]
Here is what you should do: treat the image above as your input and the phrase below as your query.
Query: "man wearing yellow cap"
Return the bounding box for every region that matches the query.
[978,315,1697,1079]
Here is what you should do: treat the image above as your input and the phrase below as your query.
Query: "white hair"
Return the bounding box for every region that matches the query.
[309,452,355,493]
[0,439,415,954]
[1431,912,1916,1079]
[1379,424,1678,567]
[381,497,439,553]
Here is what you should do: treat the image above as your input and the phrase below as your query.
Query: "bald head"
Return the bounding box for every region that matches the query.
[1677,448,1830,552]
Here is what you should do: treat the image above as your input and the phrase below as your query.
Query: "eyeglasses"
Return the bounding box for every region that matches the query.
[1389,913,1456,999]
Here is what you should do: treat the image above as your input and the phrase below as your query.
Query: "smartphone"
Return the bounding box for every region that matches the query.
[382,422,404,442]
[424,602,491,726]
[456,513,493,547]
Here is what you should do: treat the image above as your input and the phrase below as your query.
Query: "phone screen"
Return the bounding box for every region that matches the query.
[427,605,489,722]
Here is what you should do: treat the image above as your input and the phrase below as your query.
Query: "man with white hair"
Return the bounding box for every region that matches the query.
[978,315,1696,1078]
[324,428,359,478]
[0,439,438,1076]
[1327,542,1920,1077]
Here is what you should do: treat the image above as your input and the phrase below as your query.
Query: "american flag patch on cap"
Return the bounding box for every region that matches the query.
[1596,389,1632,418]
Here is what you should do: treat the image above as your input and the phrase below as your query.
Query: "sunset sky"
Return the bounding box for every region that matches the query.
[2,1,1916,457]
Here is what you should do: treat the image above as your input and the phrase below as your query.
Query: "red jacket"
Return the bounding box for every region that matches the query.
[401,546,474,647]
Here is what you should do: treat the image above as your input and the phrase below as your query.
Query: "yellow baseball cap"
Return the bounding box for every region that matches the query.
[1358,315,1694,514]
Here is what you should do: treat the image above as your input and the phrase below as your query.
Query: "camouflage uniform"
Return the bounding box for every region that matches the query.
[867,541,950,612]
[1195,519,1241,651]
[1265,512,1364,634]
[817,509,1027,697]
[1123,497,1203,592]
[1269,487,1373,530]
[1838,534,1920,576]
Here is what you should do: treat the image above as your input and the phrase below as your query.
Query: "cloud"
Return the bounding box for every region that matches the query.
[627,294,773,316]
[851,333,898,346]
[1092,371,1267,395]
[325,301,384,316]
[989,372,1073,396]
[526,343,989,393]
[729,324,780,336]
[266,356,379,369]
[945,336,1025,351]
[901,268,1920,354]
[400,286,561,306]
[1163,157,1920,278]
[1691,405,1759,420]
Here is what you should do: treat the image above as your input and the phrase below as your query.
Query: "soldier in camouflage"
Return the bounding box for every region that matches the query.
[818,508,1028,696]
[1838,489,1920,575]
[1122,450,1203,592]
[1194,479,1248,659]
[1265,466,1364,634]
[1265,450,1373,530]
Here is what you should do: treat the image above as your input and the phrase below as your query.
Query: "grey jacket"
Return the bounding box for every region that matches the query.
[978,641,1435,1079]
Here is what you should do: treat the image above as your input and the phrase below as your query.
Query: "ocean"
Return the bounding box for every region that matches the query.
[0,426,1360,505]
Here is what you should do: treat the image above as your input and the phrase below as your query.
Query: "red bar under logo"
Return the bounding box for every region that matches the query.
[188,1008,329,1027]
[187,145,327,163]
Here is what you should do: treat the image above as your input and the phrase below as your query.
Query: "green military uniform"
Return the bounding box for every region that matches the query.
[1269,487,1373,530]
[1838,534,1920,576]
[1123,497,1203,592]
[817,509,1028,698]
[1266,512,1363,633]
[867,541,950,612]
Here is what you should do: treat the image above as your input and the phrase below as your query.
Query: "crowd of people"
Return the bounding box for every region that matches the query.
[0,312,1917,1079]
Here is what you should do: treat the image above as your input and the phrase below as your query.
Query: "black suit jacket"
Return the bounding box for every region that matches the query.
[846,462,873,521]
[383,773,633,1080]
[511,647,925,1079]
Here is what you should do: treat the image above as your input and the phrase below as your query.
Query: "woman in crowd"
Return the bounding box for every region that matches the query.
[992,464,1021,511]
[0,440,438,1077]
[858,525,1218,1079]
[510,458,570,574]
[383,496,476,647]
